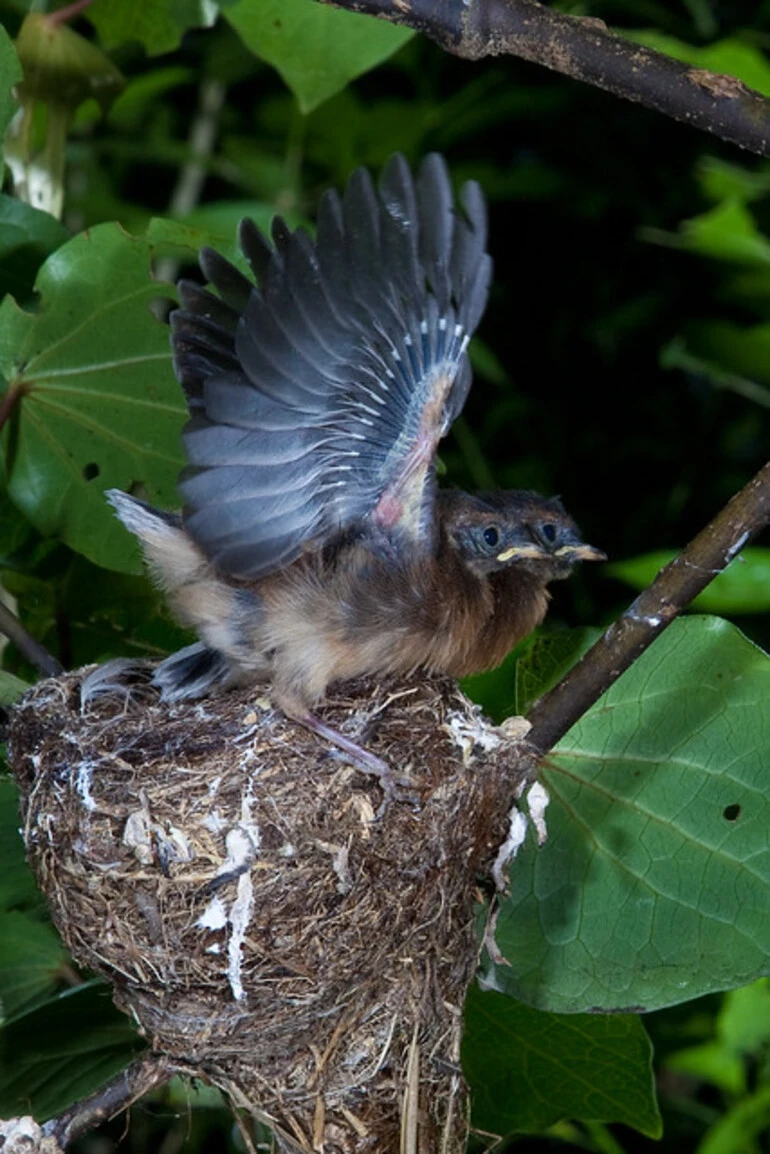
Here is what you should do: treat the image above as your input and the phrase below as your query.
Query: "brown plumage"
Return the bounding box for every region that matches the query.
[107,154,603,797]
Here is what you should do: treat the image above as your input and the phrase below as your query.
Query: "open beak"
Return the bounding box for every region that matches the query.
[496,542,607,564]
[553,544,607,562]
[496,544,548,563]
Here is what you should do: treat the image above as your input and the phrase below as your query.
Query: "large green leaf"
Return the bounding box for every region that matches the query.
[0,777,43,916]
[0,912,69,1018]
[0,222,187,574]
[0,982,143,1120]
[488,617,770,1013]
[0,193,69,302]
[462,986,660,1138]
[225,0,413,114]
[609,548,770,614]
[86,0,220,56]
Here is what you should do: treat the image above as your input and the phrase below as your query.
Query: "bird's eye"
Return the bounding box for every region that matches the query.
[541,522,557,544]
[482,525,500,549]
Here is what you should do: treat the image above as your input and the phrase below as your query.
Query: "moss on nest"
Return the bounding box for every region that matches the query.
[9,667,536,1152]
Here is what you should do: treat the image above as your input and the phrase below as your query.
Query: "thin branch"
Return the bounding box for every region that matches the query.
[319,0,770,157]
[0,600,64,678]
[43,1054,173,1149]
[526,458,770,754]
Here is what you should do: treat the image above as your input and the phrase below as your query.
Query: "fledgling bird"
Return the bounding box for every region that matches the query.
[107,153,604,793]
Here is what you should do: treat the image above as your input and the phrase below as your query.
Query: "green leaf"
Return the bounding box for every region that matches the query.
[0,25,22,167]
[16,14,124,115]
[679,200,770,266]
[609,548,770,614]
[0,776,43,915]
[717,978,770,1055]
[683,320,770,386]
[487,618,770,1013]
[462,986,661,1138]
[627,31,770,97]
[0,193,69,302]
[515,627,603,714]
[86,0,220,56]
[0,982,143,1120]
[697,156,770,206]
[225,0,414,114]
[665,1040,745,1097]
[0,222,187,574]
[698,1085,770,1154]
[0,672,30,705]
[0,912,69,1018]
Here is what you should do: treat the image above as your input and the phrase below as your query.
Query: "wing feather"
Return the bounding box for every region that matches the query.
[171,153,492,579]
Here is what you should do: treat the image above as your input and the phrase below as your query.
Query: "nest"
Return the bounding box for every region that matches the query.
[8,667,537,1153]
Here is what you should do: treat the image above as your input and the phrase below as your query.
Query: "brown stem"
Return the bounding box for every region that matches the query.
[46,0,97,27]
[526,458,770,754]
[42,1054,172,1148]
[0,600,64,678]
[0,385,27,435]
[318,0,770,157]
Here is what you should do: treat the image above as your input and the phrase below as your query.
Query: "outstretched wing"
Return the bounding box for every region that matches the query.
[171,152,492,580]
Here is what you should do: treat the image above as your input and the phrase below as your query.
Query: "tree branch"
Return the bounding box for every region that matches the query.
[0,600,63,678]
[319,0,770,157]
[526,458,770,754]
[42,1054,173,1148]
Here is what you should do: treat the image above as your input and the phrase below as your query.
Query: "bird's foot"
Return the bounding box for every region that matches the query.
[302,712,413,818]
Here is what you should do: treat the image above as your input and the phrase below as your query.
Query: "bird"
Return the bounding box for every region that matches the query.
[107,153,604,799]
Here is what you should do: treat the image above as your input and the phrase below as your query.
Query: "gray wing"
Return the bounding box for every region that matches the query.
[171,152,492,580]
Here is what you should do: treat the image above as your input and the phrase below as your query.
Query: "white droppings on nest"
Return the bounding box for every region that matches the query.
[476,963,506,994]
[526,781,550,847]
[76,760,97,812]
[227,872,254,1001]
[442,709,500,764]
[204,798,263,1002]
[123,808,153,864]
[491,808,528,891]
[0,1114,64,1154]
[198,894,228,931]
[202,809,228,834]
[156,823,194,866]
[491,779,551,891]
[123,799,194,868]
[443,708,531,765]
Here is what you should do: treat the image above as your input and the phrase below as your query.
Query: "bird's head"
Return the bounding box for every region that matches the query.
[440,490,606,580]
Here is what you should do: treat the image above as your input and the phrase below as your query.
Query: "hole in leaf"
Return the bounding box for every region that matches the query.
[722,804,741,822]
[82,463,100,481]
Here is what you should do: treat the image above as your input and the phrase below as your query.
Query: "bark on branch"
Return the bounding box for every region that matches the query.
[526,458,770,754]
[42,1054,173,1148]
[319,0,770,157]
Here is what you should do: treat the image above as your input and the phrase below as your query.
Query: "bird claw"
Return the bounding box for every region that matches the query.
[301,711,415,817]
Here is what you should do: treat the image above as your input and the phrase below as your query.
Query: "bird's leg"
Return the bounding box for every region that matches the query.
[296,710,412,817]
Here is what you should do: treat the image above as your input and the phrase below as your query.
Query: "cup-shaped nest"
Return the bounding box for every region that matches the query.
[8,667,534,1152]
